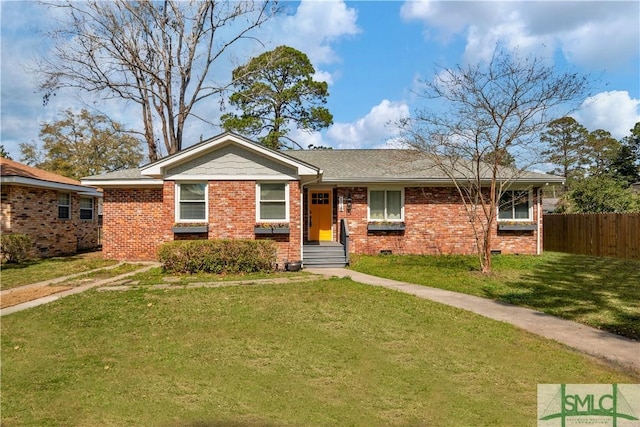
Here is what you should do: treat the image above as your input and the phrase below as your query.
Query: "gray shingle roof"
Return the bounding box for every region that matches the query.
[82,148,563,184]
[286,149,435,181]
[83,168,147,180]
[286,149,562,183]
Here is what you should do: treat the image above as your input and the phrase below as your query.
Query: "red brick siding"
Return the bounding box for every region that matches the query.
[102,180,302,264]
[102,187,168,261]
[0,185,100,257]
[103,181,538,262]
[335,186,539,255]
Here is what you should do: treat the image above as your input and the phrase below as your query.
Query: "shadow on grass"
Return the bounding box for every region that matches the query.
[1,254,88,271]
[485,254,640,340]
[0,251,113,290]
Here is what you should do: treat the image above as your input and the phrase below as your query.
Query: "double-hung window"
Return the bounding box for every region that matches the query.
[79,197,94,220]
[257,182,288,222]
[58,193,70,220]
[176,183,207,222]
[498,190,531,220]
[369,189,403,221]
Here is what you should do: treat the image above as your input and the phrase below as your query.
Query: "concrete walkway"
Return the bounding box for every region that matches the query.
[307,267,640,375]
[0,263,159,316]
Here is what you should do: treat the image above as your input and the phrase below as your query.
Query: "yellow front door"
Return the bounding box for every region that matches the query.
[309,191,332,241]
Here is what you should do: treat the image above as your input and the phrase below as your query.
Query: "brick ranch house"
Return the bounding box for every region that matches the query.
[1,158,102,257]
[81,132,563,267]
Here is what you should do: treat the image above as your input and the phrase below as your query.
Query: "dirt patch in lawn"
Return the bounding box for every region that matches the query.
[1,286,72,309]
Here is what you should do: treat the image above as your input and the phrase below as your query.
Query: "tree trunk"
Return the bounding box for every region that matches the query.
[482,221,493,273]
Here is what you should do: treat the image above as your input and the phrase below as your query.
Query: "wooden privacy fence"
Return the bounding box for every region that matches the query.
[543,213,640,260]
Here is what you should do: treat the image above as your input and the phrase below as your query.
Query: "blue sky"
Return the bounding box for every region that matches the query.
[1,0,639,160]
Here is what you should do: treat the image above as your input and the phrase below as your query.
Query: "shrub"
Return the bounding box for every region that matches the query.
[0,234,33,263]
[157,239,278,274]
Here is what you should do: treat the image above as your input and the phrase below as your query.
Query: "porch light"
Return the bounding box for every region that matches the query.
[346,193,352,213]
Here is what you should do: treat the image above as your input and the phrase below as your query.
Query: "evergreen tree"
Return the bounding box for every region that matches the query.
[584,129,620,177]
[222,46,333,150]
[612,122,640,185]
[0,145,12,160]
[540,117,589,188]
[567,175,640,212]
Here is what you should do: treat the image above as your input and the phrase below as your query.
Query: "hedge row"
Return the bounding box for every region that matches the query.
[157,239,278,274]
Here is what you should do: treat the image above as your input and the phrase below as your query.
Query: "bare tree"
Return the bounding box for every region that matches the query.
[400,49,590,273]
[37,0,276,161]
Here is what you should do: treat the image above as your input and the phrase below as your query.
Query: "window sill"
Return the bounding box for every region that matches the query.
[254,226,290,235]
[172,225,208,233]
[367,223,405,232]
[497,223,537,231]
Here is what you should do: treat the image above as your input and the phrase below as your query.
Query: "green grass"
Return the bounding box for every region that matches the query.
[1,279,635,426]
[125,267,311,286]
[0,253,118,290]
[60,263,149,286]
[350,252,640,339]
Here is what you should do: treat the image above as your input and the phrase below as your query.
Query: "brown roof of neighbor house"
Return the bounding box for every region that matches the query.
[0,157,81,186]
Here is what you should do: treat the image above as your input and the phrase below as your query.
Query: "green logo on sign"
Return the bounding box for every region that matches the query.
[539,384,639,427]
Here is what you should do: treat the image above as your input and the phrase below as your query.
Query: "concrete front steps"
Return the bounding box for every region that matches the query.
[302,242,348,268]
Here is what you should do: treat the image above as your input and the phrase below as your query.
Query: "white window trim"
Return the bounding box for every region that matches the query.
[79,197,94,220]
[497,189,533,222]
[175,182,208,223]
[367,187,405,222]
[256,182,290,223]
[58,193,71,220]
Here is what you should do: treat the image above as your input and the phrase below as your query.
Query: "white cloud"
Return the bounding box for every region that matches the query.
[326,100,410,148]
[261,0,360,88]
[400,1,639,68]
[272,0,360,65]
[573,91,640,139]
[287,100,410,150]
[400,0,496,41]
[287,129,325,150]
[313,70,334,86]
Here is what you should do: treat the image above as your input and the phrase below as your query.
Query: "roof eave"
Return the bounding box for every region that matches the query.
[2,176,102,196]
[317,176,565,186]
[80,178,164,187]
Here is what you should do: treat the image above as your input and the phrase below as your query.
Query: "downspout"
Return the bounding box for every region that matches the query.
[537,187,542,255]
[300,171,323,263]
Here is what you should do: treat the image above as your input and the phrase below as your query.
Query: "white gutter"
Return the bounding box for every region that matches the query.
[2,176,102,197]
[318,177,565,186]
[80,179,164,187]
[537,187,542,255]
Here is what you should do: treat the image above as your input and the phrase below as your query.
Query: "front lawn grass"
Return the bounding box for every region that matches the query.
[60,263,149,286]
[125,267,310,286]
[1,279,635,426]
[350,252,640,339]
[0,252,118,290]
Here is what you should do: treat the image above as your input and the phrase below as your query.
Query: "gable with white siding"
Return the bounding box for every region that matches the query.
[165,143,298,180]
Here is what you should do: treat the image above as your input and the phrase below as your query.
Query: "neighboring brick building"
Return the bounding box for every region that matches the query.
[1,158,102,257]
[82,132,562,266]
